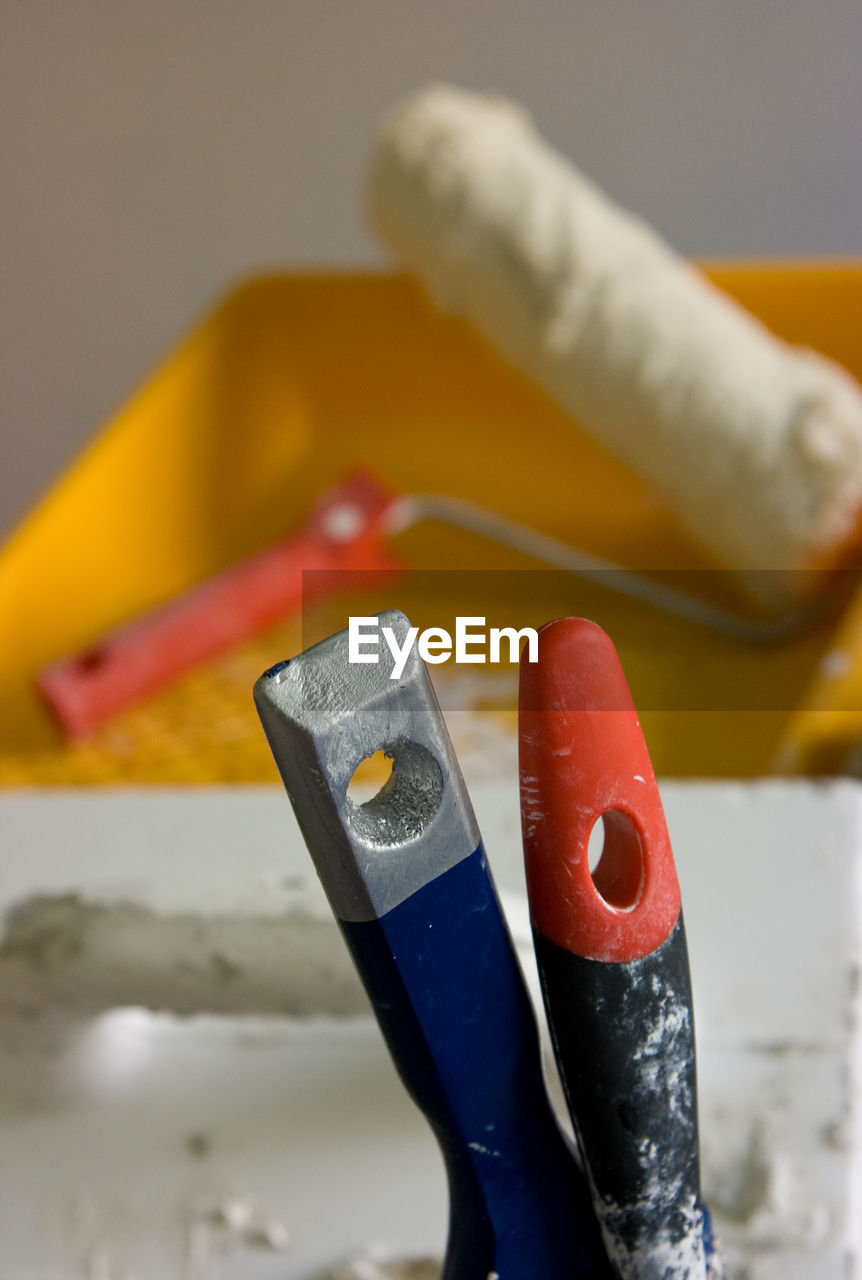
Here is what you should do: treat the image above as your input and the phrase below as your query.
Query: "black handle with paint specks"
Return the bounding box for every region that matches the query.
[534,914,710,1278]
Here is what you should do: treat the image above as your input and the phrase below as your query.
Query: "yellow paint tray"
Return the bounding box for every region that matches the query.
[1,266,861,783]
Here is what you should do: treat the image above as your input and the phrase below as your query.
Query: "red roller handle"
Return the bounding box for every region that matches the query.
[38,474,401,737]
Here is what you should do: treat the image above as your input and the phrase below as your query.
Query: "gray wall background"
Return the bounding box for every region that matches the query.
[2,1,860,538]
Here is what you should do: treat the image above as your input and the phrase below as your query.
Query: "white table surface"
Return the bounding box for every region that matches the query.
[1,780,860,1279]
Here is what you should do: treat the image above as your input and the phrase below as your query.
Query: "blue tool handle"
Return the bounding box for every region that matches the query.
[341,842,611,1280]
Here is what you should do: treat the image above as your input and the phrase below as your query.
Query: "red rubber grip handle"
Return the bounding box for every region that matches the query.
[38,474,401,737]
[519,617,680,963]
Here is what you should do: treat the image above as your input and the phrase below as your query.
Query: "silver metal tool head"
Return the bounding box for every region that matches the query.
[253,609,481,922]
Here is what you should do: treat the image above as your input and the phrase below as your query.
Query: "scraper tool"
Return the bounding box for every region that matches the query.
[519,618,719,1279]
[254,609,610,1279]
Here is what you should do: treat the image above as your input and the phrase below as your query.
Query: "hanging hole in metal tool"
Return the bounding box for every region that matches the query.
[345,741,444,849]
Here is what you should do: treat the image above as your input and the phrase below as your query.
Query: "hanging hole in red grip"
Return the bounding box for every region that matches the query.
[588,809,645,911]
